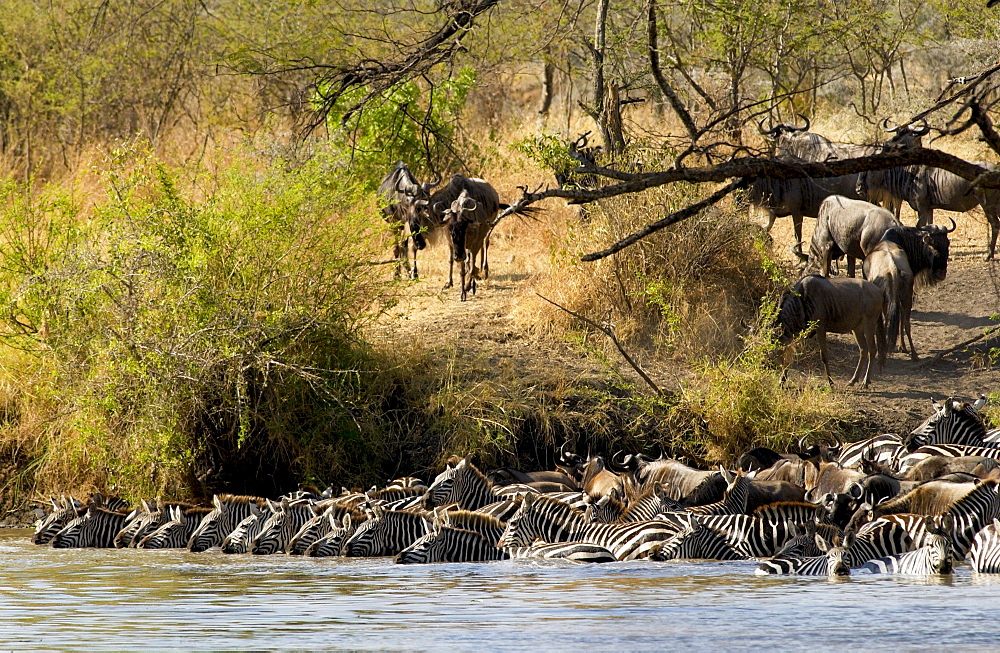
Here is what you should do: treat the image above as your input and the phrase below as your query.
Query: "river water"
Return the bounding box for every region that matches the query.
[1,528,999,649]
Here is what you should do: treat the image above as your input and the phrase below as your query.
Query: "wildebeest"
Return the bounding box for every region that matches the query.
[434,187,494,301]
[857,155,1000,260]
[806,195,900,277]
[862,222,952,358]
[411,174,503,301]
[776,275,887,387]
[378,162,441,279]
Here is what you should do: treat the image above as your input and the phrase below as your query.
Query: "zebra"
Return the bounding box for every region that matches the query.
[249,498,316,555]
[582,494,628,523]
[137,506,212,549]
[754,532,851,576]
[342,505,432,557]
[423,458,511,511]
[905,397,989,451]
[618,484,685,522]
[844,518,916,567]
[287,503,361,555]
[395,525,508,564]
[496,493,682,561]
[685,469,753,516]
[505,541,618,564]
[221,503,274,554]
[366,486,427,504]
[305,514,357,557]
[837,433,906,470]
[897,444,1000,475]
[474,499,523,522]
[187,494,268,552]
[50,505,130,548]
[693,515,795,558]
[650,514,748,561]
[388,476,427,489]
[32,496,83,545]
[860,532,953,574]
[969,518,1000,573]
[115,500,195,548]
[438,510,506,545]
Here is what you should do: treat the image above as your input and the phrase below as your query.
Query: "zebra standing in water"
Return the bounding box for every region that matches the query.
[137,506,213,549]
[50,505,131,548]
[497,493,681,561]
[395,525,507,564]
[969,518,1000,573]
[342,505,431,557]
[505,541,618,564]
[423,458,523,511]
[650,514,747,561]
[305,514,357,557]
[32,497,83,545]
[248,499,316,555]
[221,504,274,554]
[860,528,953,575]
[755,532,852,576]
[187,494,268,552]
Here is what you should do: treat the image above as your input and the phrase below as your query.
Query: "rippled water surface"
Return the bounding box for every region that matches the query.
[2,528,1000,649]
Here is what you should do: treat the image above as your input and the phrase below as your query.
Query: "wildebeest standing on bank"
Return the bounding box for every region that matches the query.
[857,157,1000,260]
[378,162,441,279]
[806,195,900,277]
[415,174,501,301]
[776,275,887,387]
[862,222,953,359]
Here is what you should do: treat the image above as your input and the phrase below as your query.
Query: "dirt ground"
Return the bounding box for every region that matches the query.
[373,203,1000,439]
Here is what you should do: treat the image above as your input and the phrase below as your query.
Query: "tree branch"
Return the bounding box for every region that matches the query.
[647,0,699,144]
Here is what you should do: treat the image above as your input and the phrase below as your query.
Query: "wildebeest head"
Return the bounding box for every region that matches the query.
[880,117,930,150]
[437,189,479,262]
[757,113,810,140]
[383,163,440,251]
[919,221,955,283]
[774,284,808,344]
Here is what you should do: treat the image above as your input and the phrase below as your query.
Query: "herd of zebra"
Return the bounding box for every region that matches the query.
[27,394,1000,577]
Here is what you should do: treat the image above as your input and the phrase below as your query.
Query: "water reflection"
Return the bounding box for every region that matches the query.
[1,529,998,649]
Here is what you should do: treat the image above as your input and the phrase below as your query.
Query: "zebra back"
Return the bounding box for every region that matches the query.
[305,513,357,557]
[650,514,747,561]
[440,510,506,545]
[686,469,752,516]
[861,535,953,574]
[343,506,431,557]
[505,541,617,563]
[838,433,906,470]
[619,485,684,522]
[395,526,507,564]
[32,496,83,545]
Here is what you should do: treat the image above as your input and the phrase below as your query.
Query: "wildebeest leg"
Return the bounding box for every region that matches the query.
[817,330,833,387]
[847,256,856,278]
[481,235,490,281]
[848,328,870,387]
[467,247,479,297]
[764,210,776,234]
[792,213,803,247]
[408,237,420,280]
[902,285,918,361]
[986,211,1000,261]
[444,240,454,289]
[458,258,468,301]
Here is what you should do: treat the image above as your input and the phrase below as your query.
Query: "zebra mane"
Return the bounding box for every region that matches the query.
[215,494,268,507]
[520,494,587,524]
[752,501,818,517]
[443,510,505,531]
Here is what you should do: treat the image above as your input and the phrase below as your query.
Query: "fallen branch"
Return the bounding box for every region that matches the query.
[535,292,663,396]
[918,324,1000,369]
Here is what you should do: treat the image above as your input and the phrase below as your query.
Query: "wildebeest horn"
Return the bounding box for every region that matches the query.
[757,117,771,136]
[909,118,930,136]
[460,197,478,212]
[793,114,810,132]
[798,434,811,452]
[414,199,429,209]
[396,177,418,196]
[433,201,447,214]
[945,217,957,233]
[881,117,899,133]
[973,394,988,412]
[422,175,442,192]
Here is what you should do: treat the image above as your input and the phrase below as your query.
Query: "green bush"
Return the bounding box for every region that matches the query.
[0,142,398,500]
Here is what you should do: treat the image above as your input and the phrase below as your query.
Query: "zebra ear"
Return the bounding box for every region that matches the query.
[50,497,60,511]
[213,495,223,511]
[521,492,535,509]
[584,504,595,522]
[596,495,609,507]
[938,513,954,534]
[815,532,831,552]
[745,470,757,481]
[931,398,943,413]
[457,458,469,470]
[342,513,352,530]
[720,466,734,484]
[372,504,385,519]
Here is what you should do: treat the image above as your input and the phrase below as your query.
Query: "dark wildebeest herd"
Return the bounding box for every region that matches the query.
[28,395,1000,576]
[754,116,998,386]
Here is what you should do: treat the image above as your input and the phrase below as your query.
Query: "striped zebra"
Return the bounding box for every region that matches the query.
[496,494,681,561]
[388,476,427,489]
[898,444,1000,475]
[287,502,361,555]
[583,494,627,523]
[969,518,1000,573]
[221,504,274,554]
[137,506,212,549]
[187,494,268,552]
[115,500,195,548]
[439,510,506,545]
[32,496,83,545]
[342,505,432,557]
[50,506,130,548]
[686,470,752,516]
[860,533,952,574]
[249,499,316,555]
[474,499,523,522]
[395,525,507,564]
[305,514,356,557]
[843,518,915,567]
[650,514,747,561]
[693,514,795,558]
[837,433,906,470]
[618,484,685,522]
[423,459,517,511]
[505,541,617,563]
[754,532,851,576]
[906,397,989,451]
[367,486,427,504]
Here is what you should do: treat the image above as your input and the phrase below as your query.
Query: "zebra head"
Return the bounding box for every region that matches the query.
[220,503,269,554]
[422,458,460,509]
[187,495,229,553]
[137,506,186,549]
[305,513,355,557]
[32,496,82,545]
[250,500,297,555]
[497,494,582,548]
[115,499,163,549]
[906,397,987,451]
[925,515,954,574]
[816,531,851,577]
[343,504,390,557]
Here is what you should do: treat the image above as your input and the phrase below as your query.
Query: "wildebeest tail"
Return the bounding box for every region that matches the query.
[498,203,543,221]
[871,273,898,354]
[876,311,887,371]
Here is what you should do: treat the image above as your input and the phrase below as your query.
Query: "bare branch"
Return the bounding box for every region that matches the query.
[647,0,699,144]
[535,293,663,396]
